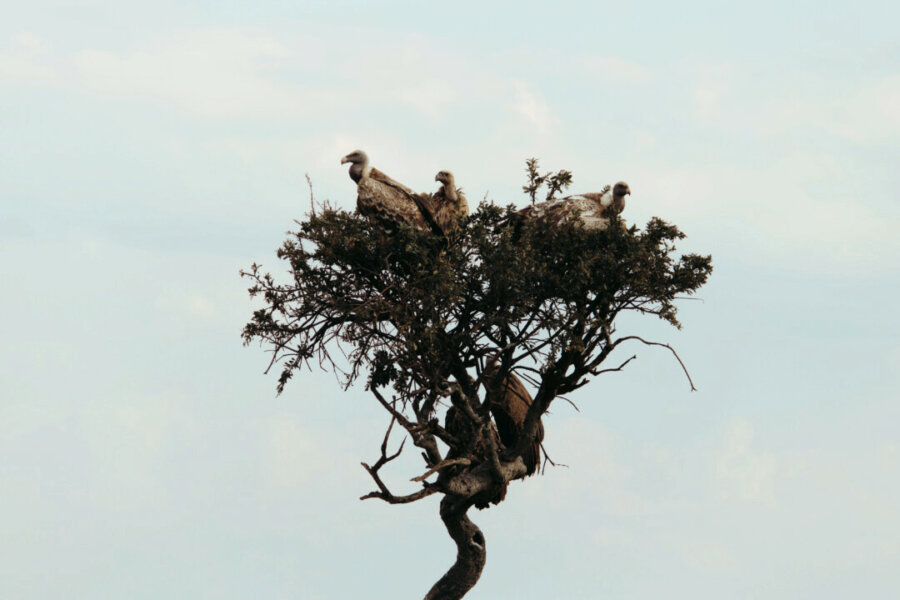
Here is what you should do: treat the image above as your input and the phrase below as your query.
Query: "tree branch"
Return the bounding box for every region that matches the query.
[615,336,697,391]
[412,458,473,482]
[360,415,439,504]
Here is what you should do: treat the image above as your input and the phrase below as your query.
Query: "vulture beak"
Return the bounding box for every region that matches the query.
[435,174,441,182]
[340,155,350,165]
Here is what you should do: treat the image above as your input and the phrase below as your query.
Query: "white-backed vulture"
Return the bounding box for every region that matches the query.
[340,150,434,231]
[482,360,543,477]
[430,170,469,234]
[516,181,631,230]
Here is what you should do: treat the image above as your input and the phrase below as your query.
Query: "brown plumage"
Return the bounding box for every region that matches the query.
[340,150,434,231]
[443,403,507,509]
[483,360,543,477]
[516,181,631,230]
[430,170,469,234]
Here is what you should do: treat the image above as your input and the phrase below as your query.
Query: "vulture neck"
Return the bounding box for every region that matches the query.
[442,177,457,202]
[347,160,370,183]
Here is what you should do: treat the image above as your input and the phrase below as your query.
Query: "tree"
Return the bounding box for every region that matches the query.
[242,163,712,599]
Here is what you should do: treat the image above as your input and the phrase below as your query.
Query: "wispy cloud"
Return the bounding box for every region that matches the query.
[581,55,651,84]
[70,29,333,118]
[715,419,777,508]
[510,80,556,134]
[0,32,56,82]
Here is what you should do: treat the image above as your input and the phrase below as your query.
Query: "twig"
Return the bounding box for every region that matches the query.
[360,486,439,504]
[616,337,697,391]
[411,458,472,482]
[539,442,568,474]
[360,415,437,504]
[592,354,637,376]
[305,173,316,217]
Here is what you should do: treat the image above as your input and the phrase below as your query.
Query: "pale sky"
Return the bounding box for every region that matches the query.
[1,1,899,598]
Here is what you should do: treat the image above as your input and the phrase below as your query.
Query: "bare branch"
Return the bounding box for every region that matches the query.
[592,354,637,376]
[539,442,568,474]
[305,172,316,217]
[359,416,438,504]
[615,336,697,391]
[360,485,439,504]
[371,388,444,467]
[412,458,473,482]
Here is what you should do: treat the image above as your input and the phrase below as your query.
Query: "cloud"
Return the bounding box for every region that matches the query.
[510,80,556,134]
[0,28,538,129]
[715,419,777,507]
[70,29,330,118]
[263,417,328,488]
[694,81,728,121]
[744,73,900,143]
[0,32,56,82]
[682,540,736,571]
[582,56,650,84]
[624,157,899,274]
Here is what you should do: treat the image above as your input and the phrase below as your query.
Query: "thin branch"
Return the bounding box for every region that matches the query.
[592,354,637,376]
[615,336,697,391]
[305,172,316,217]
[360,486,439,504]
[360,416,438,504]
[539,442,568,474]
[371,388,444,466]
[411,458,473,482]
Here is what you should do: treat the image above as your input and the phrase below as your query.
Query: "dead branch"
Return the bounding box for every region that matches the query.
[539,442,568,475]
[412,458,473,482]
[371,388,444,466]
[592,354,638,376]
[615,336,697,391]
[360,416,437,504]
[305,172,316,217]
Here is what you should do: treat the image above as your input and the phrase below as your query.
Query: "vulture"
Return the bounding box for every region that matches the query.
[340,150,434,231]
[429,170,469,234]
[443,399,506,509]
[482,359,543,477]
[515,181,631,230]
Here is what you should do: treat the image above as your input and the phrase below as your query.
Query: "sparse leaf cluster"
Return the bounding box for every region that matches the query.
[522,157,574,204]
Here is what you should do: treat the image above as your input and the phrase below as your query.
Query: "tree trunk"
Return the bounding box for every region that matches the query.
[423,496,486,600]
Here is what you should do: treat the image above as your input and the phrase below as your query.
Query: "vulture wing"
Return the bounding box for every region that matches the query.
[368,166,415,195]
[356,177,431,231]
[430,186,469,235]
[515,194,611,231]
[484,364,543,477]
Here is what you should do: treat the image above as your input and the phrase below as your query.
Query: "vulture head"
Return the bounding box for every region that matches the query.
[435,170,467,218]
[340,150,370,182]
[613,181,631,199]
[610,181,631,214]
[435,170,455,186]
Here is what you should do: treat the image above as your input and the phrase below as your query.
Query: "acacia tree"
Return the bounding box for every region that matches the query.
[242,165,712,599]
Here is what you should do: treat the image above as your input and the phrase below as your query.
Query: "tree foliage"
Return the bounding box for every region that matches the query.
[242,166,712,599]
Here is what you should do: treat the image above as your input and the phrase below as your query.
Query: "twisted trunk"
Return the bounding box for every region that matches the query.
[423,496,486,600]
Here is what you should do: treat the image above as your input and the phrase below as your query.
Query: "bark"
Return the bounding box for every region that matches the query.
[440,457,526,497]
[423,496,487,600]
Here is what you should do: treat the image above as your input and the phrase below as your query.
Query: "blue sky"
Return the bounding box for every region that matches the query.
[1,1,899,598]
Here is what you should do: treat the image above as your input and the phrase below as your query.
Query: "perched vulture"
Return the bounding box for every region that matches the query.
[483,360,543,477]
[443,402,507,509]
[340,150,434,231]
[430,170,469,234]
[516,181,631,230]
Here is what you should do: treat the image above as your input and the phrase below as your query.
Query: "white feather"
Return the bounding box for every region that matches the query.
[599,187,613,208]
